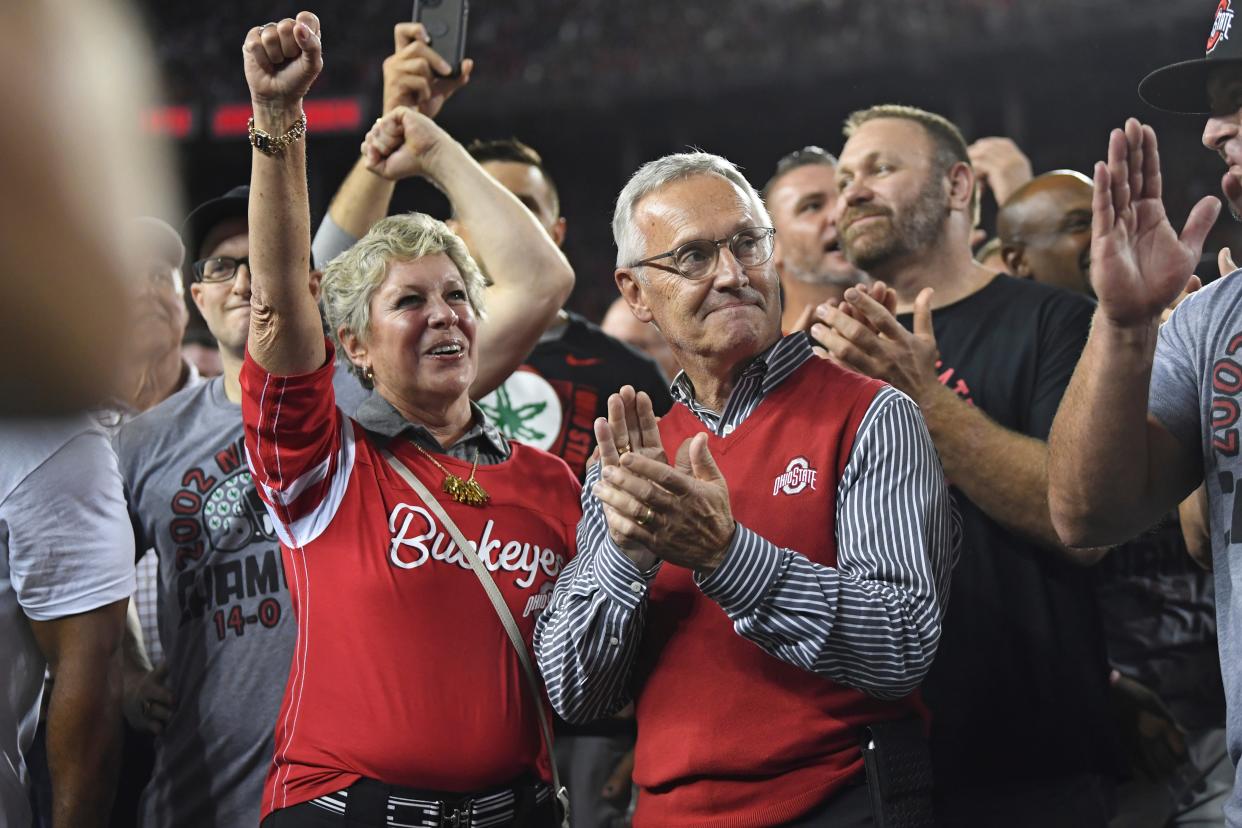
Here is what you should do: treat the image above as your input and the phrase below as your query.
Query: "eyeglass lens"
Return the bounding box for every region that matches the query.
[199,256,247,282]
[674,229,772,279]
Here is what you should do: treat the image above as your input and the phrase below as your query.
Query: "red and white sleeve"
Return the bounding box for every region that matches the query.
[240,338,356,548]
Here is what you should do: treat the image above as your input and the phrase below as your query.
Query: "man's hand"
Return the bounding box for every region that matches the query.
[593,435,736,577]
[968,137,1033,206]
[1090,119,1220,328]
[1179,484,1212,571]
[383,23,473,117]
[1111,671,1188,782]
[600,748,636,807]
[362,107,451,181]
[799,281,896,360]
[808,286,940,405]
[243,12,323,110]
[122,663,175,736]
[592,387,665,571]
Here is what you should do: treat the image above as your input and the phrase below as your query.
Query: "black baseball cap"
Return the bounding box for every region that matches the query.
[1139,1,1242,114]
[181,185,249,266]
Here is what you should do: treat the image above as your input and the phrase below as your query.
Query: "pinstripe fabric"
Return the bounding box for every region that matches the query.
[534,333,957,719]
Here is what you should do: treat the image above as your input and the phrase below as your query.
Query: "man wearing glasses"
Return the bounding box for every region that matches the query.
[535,151,956,826]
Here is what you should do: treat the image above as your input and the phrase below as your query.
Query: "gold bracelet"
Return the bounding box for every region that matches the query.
[247,112,307,156]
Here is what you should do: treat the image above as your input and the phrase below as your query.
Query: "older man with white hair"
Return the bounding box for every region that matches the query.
[535,151,956,827]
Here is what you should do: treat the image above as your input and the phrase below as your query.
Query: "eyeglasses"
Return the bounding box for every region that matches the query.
[192,256,249,284]
[629,227,776,280]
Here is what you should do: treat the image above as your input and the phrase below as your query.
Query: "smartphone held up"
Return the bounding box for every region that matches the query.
[412,0,469,77]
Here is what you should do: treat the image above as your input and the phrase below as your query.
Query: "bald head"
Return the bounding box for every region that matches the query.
[998,171,1094,296]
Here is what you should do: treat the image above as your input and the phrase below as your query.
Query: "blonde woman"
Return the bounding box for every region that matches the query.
[238,13,579,827]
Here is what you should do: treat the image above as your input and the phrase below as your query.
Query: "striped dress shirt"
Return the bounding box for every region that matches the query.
[534,333,958,720]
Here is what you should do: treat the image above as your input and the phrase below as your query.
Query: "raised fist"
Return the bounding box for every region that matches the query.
[968,137,1032,207]
[383,23,474,118]
[243,12,323,108]
[361,107,452,181]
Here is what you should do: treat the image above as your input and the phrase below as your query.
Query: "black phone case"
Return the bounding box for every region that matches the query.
[861,719,937,828]
[412,0,469,77]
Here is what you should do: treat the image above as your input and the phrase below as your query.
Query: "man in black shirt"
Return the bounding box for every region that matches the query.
[809,103,1117,827]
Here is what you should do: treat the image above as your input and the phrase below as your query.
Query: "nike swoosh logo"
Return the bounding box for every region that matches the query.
[565,355,602,367]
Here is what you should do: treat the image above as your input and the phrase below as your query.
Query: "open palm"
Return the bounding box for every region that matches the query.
[1090,119,1219,326]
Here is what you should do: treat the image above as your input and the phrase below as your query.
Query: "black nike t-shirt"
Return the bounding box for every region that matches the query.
[478,311,673,480]
[898,274,1119,789]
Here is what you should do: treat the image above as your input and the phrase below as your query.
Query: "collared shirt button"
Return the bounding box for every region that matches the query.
[609,636,620,647]
[722,424,735,436]
[629,580,643,593]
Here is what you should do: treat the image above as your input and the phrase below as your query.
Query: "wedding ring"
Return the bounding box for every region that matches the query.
[637,506,654,527]
[618,445,631,455]
[260,22,277,29]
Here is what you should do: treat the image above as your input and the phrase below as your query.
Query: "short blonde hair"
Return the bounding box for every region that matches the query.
[321,213,487,387]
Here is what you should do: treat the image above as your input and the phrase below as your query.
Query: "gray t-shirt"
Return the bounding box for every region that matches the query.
[115,377,295,828]
[1150,271,1242,821]
[115,367,371,827]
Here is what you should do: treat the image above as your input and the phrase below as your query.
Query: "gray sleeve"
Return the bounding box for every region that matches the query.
[533,460,660,722]
[311,213,359,270]
[7,430,136,621]
[693,387,955,700]
[1149,295,1205,453]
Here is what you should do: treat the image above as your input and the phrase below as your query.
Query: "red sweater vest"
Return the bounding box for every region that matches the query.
[632,358,924,827]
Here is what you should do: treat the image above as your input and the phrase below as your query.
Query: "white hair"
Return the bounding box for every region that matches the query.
[612,151,771,268]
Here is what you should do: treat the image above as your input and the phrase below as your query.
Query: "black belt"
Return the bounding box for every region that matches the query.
[310,776,553,827]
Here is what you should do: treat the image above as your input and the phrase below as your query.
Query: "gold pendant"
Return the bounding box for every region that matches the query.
[442,472,490,506]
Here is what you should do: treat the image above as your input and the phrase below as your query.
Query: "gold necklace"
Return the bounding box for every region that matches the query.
[411,442,490,507]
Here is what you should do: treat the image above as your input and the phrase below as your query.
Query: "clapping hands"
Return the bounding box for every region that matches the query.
[591,386,736,576]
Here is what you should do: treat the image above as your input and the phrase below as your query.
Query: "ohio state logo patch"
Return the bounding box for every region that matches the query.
[1208,0,1234,55]
[773,457,819,496]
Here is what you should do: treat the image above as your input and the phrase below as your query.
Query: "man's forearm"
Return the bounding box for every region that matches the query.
[1048,314,1196,546]
[535,479,652,723]
[698,526,941,700]
[326,156,397,240]
[122,599,152,672]
[534,547,648,723]
[45,640,123,826]
[921,382,1106,563]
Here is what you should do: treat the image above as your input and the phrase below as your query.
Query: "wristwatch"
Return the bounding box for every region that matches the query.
[247,112,307,157]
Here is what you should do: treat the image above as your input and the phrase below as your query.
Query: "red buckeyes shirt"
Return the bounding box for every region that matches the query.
[240,344,580,818]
